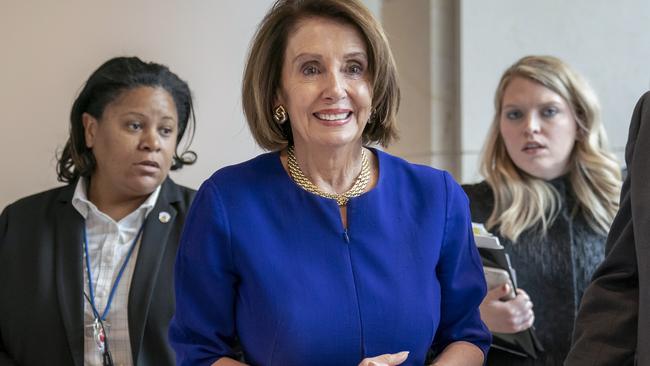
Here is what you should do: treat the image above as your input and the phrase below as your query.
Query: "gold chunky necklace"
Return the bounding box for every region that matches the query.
[287,145,371,206]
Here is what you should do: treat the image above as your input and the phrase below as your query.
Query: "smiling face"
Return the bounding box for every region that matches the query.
[83,86,179,199]
[499,76,578,180]
[277,16,373,150]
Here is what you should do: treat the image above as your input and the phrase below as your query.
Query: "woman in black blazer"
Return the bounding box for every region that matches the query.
[0,56,197,366]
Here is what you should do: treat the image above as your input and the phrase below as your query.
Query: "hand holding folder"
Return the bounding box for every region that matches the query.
[472,223,544,359]
[483,268,516,300]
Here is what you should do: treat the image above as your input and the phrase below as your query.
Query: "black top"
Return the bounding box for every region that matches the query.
[463,178,606,366]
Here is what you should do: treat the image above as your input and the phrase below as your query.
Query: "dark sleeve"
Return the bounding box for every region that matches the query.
[565,92,650,365]
[0,206,19,366]
[461,182,493,224]
[430,172,492,359]
[168,180,239,366]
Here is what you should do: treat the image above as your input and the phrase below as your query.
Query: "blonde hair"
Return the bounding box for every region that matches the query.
[481,55,621,242]
[241,0,400,150]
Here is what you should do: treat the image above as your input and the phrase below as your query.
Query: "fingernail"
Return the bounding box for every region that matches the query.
[397,351,409,359]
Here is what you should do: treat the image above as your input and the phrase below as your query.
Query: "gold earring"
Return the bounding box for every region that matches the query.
[273,105,288,124]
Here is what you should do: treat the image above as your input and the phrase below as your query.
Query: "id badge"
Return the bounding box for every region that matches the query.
[84,318,111,353]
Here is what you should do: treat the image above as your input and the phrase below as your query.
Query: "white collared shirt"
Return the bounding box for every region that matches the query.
[72,178,160,366]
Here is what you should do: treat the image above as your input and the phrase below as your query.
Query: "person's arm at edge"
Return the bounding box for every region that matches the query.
[169,179,240,365]
[429,172,490,365]
[430,341,484,366]
[0,207,19,366]
[565,92,650,365]
[0,338,18,365]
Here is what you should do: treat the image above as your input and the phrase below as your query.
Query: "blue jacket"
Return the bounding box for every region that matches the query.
[170,149,490,365]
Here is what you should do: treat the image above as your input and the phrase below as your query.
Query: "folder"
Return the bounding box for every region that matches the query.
[472,223,544,359]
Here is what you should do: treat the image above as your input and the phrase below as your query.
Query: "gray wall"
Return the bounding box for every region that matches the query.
[383,0,650,183]
[383,0,461,175]
[0,0,380,209]
[2,0,649,208]
[459,0,650,182]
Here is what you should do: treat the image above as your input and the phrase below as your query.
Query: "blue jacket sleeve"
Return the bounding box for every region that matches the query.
[430,172,491,359]
[169,179,239,365]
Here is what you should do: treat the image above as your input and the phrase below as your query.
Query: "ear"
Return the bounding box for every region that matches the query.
[82,112,98,148]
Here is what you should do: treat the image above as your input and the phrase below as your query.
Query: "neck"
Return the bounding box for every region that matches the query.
[87,175,150,222]
[292,143,365,194]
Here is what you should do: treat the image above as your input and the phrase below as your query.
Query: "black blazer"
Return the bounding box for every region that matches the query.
[0,178,195,365]
[566,91,650,366]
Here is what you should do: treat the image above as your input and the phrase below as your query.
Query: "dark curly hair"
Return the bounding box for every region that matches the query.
[57,56,197,183]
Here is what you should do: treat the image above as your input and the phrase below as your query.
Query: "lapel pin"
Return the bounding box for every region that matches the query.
[158,211,171,223]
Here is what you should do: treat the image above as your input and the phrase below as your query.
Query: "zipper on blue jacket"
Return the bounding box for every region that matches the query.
[342,226,365,359]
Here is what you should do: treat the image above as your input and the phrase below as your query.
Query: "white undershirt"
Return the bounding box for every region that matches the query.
[72,178,160,366]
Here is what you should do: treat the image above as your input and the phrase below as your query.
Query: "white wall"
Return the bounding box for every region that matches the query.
[383,0,462,177]
[460,0,650,182]
[363,0,382,19]
[0,0,273,209]
[5,0,643,206]
[0,0,382,209]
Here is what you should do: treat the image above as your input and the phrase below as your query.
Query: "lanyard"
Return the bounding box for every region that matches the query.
[83,223,145,321]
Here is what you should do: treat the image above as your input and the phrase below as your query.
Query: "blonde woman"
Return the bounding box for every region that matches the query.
[462,55,621,365]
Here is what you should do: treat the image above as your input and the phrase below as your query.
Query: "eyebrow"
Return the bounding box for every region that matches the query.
[120,111,177,121]
[292,51,368,65]
[344,52,368,61]
[119,111,148,119]
[502,100,563,109]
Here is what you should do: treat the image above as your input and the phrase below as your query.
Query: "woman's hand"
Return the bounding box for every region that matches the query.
[212,357,247,366]
[480,284,534,333]
[358,351,409,366]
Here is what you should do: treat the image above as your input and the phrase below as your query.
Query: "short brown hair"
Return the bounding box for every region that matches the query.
[242,0,400,150]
